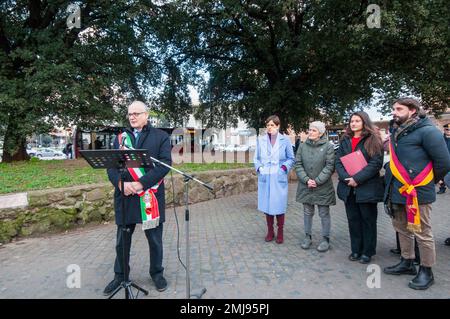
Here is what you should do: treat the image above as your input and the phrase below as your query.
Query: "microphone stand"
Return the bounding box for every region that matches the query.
[151,156,212,299]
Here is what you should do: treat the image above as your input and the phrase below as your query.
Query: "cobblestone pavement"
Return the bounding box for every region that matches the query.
[1,179,449,299]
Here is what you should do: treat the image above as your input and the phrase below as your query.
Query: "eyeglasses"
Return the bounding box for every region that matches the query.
[127,112,146,118]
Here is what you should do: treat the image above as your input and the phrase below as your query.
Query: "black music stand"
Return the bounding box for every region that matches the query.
[80,149,152,299]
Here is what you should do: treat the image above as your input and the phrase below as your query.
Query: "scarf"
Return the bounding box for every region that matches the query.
[393,115,420,142]
[119,131,162,230]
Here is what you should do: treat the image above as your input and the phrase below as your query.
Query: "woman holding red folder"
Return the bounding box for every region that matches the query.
[335,111,384,264]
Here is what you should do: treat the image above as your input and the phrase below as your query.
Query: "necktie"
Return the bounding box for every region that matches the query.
[134,131,141,145]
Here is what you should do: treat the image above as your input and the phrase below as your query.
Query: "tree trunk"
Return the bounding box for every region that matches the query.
[1,123,30,163]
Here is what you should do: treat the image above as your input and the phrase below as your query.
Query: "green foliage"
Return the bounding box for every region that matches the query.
[154,0,449,130]
[0,0,192,161]
[0,159,252,194]
[1,1,448,161]
[0,159,109,193]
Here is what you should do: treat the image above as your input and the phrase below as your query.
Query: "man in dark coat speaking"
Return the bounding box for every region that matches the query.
[104,101,172,295]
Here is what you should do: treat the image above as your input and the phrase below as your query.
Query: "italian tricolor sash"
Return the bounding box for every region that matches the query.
[119,132,162,230]
[389,141,434,233]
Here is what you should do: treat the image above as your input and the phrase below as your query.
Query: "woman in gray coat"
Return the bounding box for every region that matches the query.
[294,121,336,252]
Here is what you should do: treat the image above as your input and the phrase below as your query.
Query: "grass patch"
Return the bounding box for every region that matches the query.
[0,159,253,194]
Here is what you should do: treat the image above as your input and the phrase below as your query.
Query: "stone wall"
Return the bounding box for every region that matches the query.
[0,168,259,244]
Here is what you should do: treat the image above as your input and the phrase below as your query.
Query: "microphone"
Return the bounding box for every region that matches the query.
[120,130,126,149]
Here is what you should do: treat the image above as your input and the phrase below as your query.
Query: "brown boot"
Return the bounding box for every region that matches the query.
[265,214,274,242]
[276,214,285,244]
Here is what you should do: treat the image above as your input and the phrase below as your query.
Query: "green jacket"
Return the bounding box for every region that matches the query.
[294,135,336,206]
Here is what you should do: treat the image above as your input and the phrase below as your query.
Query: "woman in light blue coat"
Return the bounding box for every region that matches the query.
[254,115,295,244]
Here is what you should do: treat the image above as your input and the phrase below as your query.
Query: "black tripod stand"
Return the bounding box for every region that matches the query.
[80,149,151,299]
[149,156,211,299]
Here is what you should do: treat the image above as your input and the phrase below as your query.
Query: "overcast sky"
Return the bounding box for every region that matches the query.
[363,106,387,121]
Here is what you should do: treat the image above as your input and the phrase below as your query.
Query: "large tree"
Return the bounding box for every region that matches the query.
[2,1,448,162]
[0,0,193,162]
[151,0,449,130]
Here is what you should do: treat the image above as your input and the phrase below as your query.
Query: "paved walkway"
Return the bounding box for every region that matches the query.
[1,179,449,299]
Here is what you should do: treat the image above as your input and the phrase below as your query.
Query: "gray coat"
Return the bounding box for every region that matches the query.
[294,135,336,206]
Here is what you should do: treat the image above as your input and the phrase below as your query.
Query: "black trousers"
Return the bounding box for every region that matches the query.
[395,231,420,262]
[344,192,378,257]
[114,223,164,280]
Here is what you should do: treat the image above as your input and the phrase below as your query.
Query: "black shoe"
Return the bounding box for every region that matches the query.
[152,276,167,292]
[408,266,434,290]
[437,188,446,194]
[414,257,421,266]
[103,278,122,296]
[384,258,417,275]
[445,238,450,246]
[348,253,361,261]
[359,255,371,264]
[389,248,401,255]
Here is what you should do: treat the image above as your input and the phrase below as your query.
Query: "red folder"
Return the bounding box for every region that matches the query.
[340,150,368,176]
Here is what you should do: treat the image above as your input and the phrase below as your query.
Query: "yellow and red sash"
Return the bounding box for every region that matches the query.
[389,141,434,233]
[119,132,162,230]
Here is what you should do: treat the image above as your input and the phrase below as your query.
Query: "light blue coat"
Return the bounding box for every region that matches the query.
[254,133,295,215]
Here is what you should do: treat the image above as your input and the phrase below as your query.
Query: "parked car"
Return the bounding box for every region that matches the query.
[26,148,37,157]
[224,144,239,152]
[235,145,249,152]
[35,148,65,159]
[213,144,226,152]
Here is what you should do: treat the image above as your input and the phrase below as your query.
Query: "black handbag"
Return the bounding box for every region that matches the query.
[384,184,394,217]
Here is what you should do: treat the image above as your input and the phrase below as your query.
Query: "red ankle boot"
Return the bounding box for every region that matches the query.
[265,215,274,242]
[276,214,285,244]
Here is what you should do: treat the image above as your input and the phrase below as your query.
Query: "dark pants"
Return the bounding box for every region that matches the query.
[114,223,164,281]
[395,231,420,262]
[344,192,378,257]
